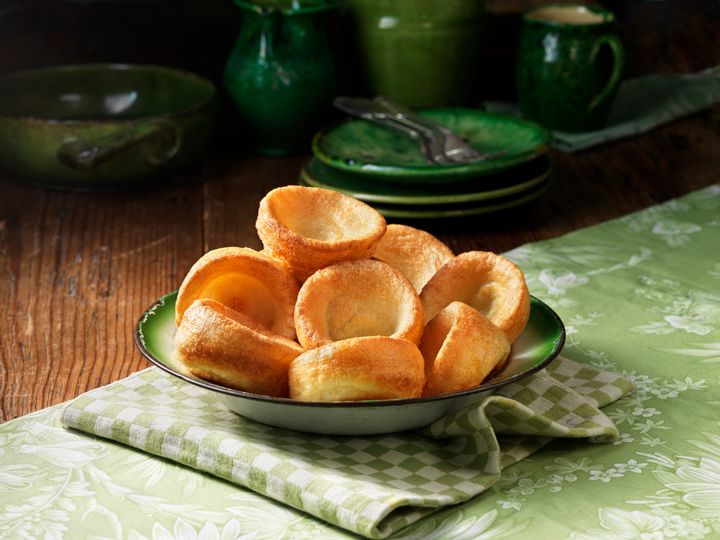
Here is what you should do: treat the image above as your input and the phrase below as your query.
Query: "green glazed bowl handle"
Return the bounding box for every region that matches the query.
[588,34,625,111]
[58,119,183,170]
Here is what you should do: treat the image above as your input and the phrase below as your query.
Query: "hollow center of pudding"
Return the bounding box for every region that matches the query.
[469,282,503,321]
[200,272,278,331]
[272,193,379,242]
[325,290,401,340]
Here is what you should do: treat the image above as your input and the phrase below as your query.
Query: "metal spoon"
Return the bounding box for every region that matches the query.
[333,96,453,165]
[373,96,506,163]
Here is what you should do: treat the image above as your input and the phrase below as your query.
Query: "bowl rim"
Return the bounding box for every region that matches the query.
[134,291,566,408]
[0,63,216,124]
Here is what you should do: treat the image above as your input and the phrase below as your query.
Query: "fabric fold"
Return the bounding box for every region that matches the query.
[61,356,633,539]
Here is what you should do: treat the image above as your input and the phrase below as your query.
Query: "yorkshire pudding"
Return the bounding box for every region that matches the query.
[175,299,303,397]
[373,224,454,292]
[420,251,530,343]
[256,185,387,280]
[289,336,425,401]
[294,259,424,349]
[420,302,510,397]
[175,247,299,340]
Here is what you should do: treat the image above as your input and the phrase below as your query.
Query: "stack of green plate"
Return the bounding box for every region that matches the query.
[303,109,552,219]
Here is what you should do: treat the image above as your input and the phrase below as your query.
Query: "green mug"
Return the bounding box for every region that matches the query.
[516,3,624,132]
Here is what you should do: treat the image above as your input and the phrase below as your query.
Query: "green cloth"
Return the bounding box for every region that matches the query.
[1,184,719,539]
[57,358,630,539]
[486,67,720,152]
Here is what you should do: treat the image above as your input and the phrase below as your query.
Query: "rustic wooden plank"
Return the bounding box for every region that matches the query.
[201,153,308,251]
[0,178,204,421]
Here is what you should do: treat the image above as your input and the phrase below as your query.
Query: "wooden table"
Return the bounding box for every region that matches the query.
[1,0,719,422]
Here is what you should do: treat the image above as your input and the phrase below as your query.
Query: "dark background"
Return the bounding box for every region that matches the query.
[2,0,717,141]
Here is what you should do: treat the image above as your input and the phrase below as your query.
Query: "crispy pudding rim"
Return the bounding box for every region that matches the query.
[135,291,565,408]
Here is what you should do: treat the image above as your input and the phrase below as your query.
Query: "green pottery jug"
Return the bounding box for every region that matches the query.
[224,0,338,155]
[341,0,484,108]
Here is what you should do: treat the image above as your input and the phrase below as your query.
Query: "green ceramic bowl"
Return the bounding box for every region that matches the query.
[0,64,216,190]
[312,108,548,183]
[135,292,565,435]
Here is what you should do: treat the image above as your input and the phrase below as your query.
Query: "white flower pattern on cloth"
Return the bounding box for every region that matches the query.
[631,276,720,336]
[638,433,720,522]
[128,519,257,540]
[532,270,589,310]
[662,342,720,364]
[650,219,701,247]
[620,200,692,234]
[568,508,710,540]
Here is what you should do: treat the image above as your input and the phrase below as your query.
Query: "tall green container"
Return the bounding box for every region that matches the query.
[224,0,338,155]
[341,0,484,108]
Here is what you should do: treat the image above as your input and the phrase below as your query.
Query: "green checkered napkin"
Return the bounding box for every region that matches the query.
[61,356,633,539]
[486,66,720,152]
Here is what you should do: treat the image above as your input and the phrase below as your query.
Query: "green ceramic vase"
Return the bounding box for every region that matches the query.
[516,4,624,132]
[341,0,484,108]
[224,0,338,155]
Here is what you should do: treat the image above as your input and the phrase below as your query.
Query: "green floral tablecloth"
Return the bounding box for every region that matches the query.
[2,184,720,539]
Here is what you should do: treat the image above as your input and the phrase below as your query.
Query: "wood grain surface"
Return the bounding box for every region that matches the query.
[1,0,719,421]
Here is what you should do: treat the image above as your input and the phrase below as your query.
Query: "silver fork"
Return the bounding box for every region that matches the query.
[333,96,452,165]
[373,96,505,163]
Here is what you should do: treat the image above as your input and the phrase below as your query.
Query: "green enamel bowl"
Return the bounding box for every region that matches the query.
[0,64,216,190]
[312,108,548,184]
[135,292,565,435]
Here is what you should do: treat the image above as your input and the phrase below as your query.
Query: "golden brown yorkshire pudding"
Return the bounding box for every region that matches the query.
[373,224,454,293]
[294,259,424,349]
[256,185,387,281]
[175,299,303,397]
[420,251,530,343]
[175,247,299,340]
[289,336,425,401]
[420,302,510,397]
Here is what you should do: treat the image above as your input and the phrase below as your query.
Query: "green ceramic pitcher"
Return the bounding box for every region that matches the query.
[224,0,338,155]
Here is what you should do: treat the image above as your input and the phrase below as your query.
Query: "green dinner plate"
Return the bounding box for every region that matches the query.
[135,292,565,435]
[312,108,548,184]
[299,175,551,219]
[370,179,552,218]
[300,155,553,205]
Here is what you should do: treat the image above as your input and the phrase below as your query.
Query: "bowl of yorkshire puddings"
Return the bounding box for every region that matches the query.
[135,185,565,435]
